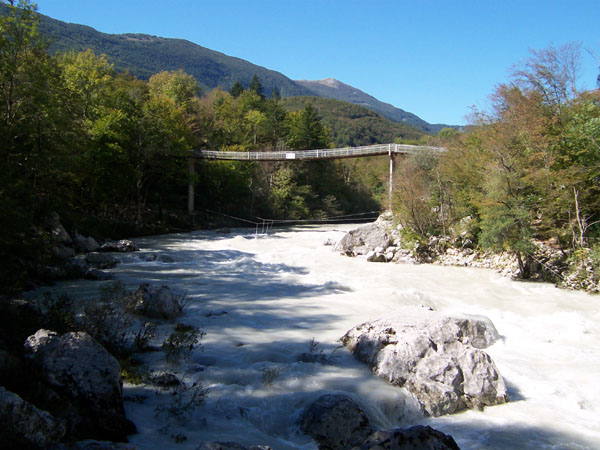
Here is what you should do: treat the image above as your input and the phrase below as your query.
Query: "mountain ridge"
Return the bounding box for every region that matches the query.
[295,78,456,134]
[3,4,457,134]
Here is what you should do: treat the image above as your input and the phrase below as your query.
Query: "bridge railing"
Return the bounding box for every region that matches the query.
[191,143,445,161]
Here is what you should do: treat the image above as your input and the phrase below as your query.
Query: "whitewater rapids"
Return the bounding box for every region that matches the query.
[37,224,600,449]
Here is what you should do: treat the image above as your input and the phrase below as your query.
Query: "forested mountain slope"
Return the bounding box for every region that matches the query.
[32,7,313,97]
[13,5,449,134]
[296,78,457,134]
[281,96,424,146]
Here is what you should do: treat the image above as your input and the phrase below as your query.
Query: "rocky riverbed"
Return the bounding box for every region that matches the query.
[2,222,599,449]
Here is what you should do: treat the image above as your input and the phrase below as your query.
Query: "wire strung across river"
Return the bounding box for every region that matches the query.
[202,209,379,235]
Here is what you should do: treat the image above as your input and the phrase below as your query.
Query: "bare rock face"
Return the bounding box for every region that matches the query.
[341,308,508,417]
[124,283,182,319]
[0,386,67,448]
[300,394,374,450]
[353,425,460,450]
[24,329,135,441]
[334,223,391,256]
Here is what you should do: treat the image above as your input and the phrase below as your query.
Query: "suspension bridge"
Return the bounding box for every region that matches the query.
[187,143,445,218]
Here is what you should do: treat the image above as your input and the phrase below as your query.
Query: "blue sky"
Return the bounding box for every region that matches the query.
[37,0,599,126]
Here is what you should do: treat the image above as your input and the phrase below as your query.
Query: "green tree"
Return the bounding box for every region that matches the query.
[58,49,114,120]
[229,80,244,98]
[286,103,330,150]
[248,74,264,99]
[148,69,200,112]
[0,0,80,288]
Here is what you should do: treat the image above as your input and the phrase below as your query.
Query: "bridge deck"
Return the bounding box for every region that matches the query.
[191,143,445,161]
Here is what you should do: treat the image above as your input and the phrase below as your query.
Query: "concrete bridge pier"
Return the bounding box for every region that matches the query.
[388,148,395,211]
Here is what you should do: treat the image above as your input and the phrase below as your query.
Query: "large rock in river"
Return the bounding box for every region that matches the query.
[124,283,182,319]
[24,329,135,441]
[0,386,67,448]
[341,307,508,417]
[300,394,374,449]
[353,426,460,450]
[334,222,391,256]
[300,394,459,450]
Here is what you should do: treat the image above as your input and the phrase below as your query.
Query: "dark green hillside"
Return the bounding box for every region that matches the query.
[31,8,313,97]
[295,78,458,134]
[281,96,424,147]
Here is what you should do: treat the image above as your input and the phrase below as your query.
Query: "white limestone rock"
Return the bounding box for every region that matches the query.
[341,307,508,417]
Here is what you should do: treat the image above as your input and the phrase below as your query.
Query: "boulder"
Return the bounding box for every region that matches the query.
[334,222,391,256]
[100,240,139,253]
[86,252,119,270]
[366,251,386,263]
[54,441,139,450]
[353,425,460,450]
[52,244,76,261]
[124,283,182,319]
[0,386,67,448]
[341,308,508,417]
[196,444,272,450]
[24,329,135,441]
[74,233,100,253]
[67,256,89,276]
[300,394,374,450]
[48,212,72,245]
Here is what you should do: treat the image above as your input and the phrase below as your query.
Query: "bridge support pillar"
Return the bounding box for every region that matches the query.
[188,158,195,222]
[388,152,395,211]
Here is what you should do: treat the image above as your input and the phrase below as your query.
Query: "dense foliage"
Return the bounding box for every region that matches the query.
[393,43,600,277]
[281,96,424,147]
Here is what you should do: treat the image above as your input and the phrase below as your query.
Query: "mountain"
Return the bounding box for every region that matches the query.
[4,5,452,134]
[32,9,313,97]
[295,78,454,134]
[281,97,424,147]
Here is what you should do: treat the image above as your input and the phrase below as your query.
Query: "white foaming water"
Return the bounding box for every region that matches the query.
[33,224,600,449]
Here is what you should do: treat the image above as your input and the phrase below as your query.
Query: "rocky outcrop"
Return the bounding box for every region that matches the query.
[341,308,508,417]
[353,426,460,450]
[24,329,135,441]
[100,240,139,253]
[0,386,67,448]
[334,222,391,256]
[124,284,182,319]
[301,394,459,450]
[335,213,597,292]
[300,394,374,449]
[73,233,100,253]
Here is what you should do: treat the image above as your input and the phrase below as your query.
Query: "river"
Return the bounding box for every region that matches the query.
[36,224,600,449]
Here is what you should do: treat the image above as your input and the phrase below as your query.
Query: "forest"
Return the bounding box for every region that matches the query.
[393,42,600,280]
[1,0,599,292]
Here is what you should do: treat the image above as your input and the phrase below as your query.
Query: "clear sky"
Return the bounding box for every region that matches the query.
[36,0,599,126]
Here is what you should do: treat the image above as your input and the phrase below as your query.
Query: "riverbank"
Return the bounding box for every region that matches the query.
[333,214,599,294]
